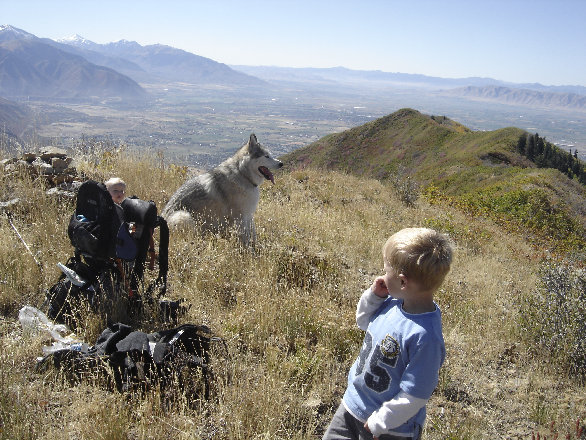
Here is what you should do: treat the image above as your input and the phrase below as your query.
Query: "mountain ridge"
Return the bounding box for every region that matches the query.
[282,108,586,250]
[444,85,586,111]
[57,34,267,86]
[0,26,147,101]
[0,96,29,139]
[231,65,586,96]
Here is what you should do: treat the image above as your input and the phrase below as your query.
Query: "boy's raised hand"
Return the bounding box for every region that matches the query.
[364,421,380,440]
[371,276,389,298]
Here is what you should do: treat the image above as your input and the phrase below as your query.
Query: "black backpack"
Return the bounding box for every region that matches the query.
[46,255,120,326]
[35,323,228,401]
[67,180,122,259]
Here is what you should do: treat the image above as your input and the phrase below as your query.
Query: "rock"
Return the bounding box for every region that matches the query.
[17,159,31,167]
[0,198,20,210]
[4,163,16,173]
[35,162,54,175]
[51,174,75,185]
[6,160,36,177]
[45,187,75,198]
[22,153,37,162]
[3,149,79,188]
[1,158,17,167]
[51,157,72,172]
[40,147,67,161]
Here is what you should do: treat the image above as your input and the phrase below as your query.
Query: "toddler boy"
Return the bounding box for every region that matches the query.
[323,227,453,439]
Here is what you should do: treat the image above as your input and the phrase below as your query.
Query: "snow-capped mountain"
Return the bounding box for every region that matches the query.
[57,34,101,51]
[0,24,36,42]
[0,25,147,100]
[55,34,266,86]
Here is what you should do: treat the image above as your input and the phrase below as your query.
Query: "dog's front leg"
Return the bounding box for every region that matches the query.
[239,216,256,248]
[249,219,257,248]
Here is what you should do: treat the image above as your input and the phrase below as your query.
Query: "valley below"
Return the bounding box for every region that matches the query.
[19,79,586,167]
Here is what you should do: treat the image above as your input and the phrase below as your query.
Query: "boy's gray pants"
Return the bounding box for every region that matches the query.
[322,402,421,440]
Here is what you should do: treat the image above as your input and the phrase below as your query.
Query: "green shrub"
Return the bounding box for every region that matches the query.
[519,258,586,380]
[462,188,585,251]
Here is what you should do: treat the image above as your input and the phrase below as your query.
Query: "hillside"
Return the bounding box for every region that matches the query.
[283,108,586,251]
[0,144,584,439]
[0,96,29,138]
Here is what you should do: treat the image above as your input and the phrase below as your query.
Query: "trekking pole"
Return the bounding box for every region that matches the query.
[6,212,44,273]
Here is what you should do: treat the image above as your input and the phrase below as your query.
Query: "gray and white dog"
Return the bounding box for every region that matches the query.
[162,134,283,246]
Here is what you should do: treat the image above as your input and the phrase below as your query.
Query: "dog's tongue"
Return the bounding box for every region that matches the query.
[259,166,275,184]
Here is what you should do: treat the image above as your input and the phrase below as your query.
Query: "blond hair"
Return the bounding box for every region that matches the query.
[383,227,453,292]
[105,177,126,190]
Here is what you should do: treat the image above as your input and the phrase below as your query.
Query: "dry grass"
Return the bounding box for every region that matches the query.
[0,145,584,439]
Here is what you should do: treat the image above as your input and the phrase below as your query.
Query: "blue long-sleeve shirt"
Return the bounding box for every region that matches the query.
[343,289,445,437]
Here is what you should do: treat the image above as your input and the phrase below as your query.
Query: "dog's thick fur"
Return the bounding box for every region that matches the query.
[162,134,283,246]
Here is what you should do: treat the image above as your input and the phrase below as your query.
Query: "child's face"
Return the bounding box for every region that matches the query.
[383,260,403,296]
[108,184,126,204]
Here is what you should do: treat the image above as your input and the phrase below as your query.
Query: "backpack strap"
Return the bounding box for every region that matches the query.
[154,216,169,294]
[149,324,213,398]
[148,233,156,271]
[120,198,168,298]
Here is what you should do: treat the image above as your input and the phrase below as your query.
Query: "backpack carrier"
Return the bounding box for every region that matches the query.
[36,323,229,402]
[67,180,122,260]
[46,180,169,326]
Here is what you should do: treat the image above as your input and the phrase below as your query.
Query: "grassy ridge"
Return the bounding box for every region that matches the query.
[0,139,584,438]
[283,108,586,252]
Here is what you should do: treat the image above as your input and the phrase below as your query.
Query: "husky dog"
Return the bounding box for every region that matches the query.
[162,134,283,246]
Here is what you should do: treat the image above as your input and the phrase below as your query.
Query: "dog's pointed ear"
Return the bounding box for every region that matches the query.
[247,134,259,153]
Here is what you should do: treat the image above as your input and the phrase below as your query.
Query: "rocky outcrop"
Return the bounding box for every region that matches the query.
[1,147,82,204]
[2,147,78,186]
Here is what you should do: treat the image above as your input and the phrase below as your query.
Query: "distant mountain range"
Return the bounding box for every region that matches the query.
[56,34,266,86]
[231,65,586,96]
[232,65,586,113]
[1,24,585,110]
[443,85,586,111]
[0,25,146,100]
[0,24,266,102]
[233,65,586,111]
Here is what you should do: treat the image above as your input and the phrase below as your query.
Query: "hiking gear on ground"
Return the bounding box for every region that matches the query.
[36,322,228,401]
[46,256,123,327]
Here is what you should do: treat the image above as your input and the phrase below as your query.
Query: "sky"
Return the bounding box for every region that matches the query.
[2,0,586,87]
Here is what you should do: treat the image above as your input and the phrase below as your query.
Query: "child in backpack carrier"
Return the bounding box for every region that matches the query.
[49,178,169,327]
[105,177,127,205]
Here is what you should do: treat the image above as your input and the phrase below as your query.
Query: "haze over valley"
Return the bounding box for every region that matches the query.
[1,24,585,166]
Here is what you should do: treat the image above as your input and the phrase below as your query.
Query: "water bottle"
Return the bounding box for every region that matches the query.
[70,342,89,353]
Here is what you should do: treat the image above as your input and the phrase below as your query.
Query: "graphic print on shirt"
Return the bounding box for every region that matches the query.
[355,332,400,393]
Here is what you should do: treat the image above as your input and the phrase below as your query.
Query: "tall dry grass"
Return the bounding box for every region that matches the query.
[0,143,584,439]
